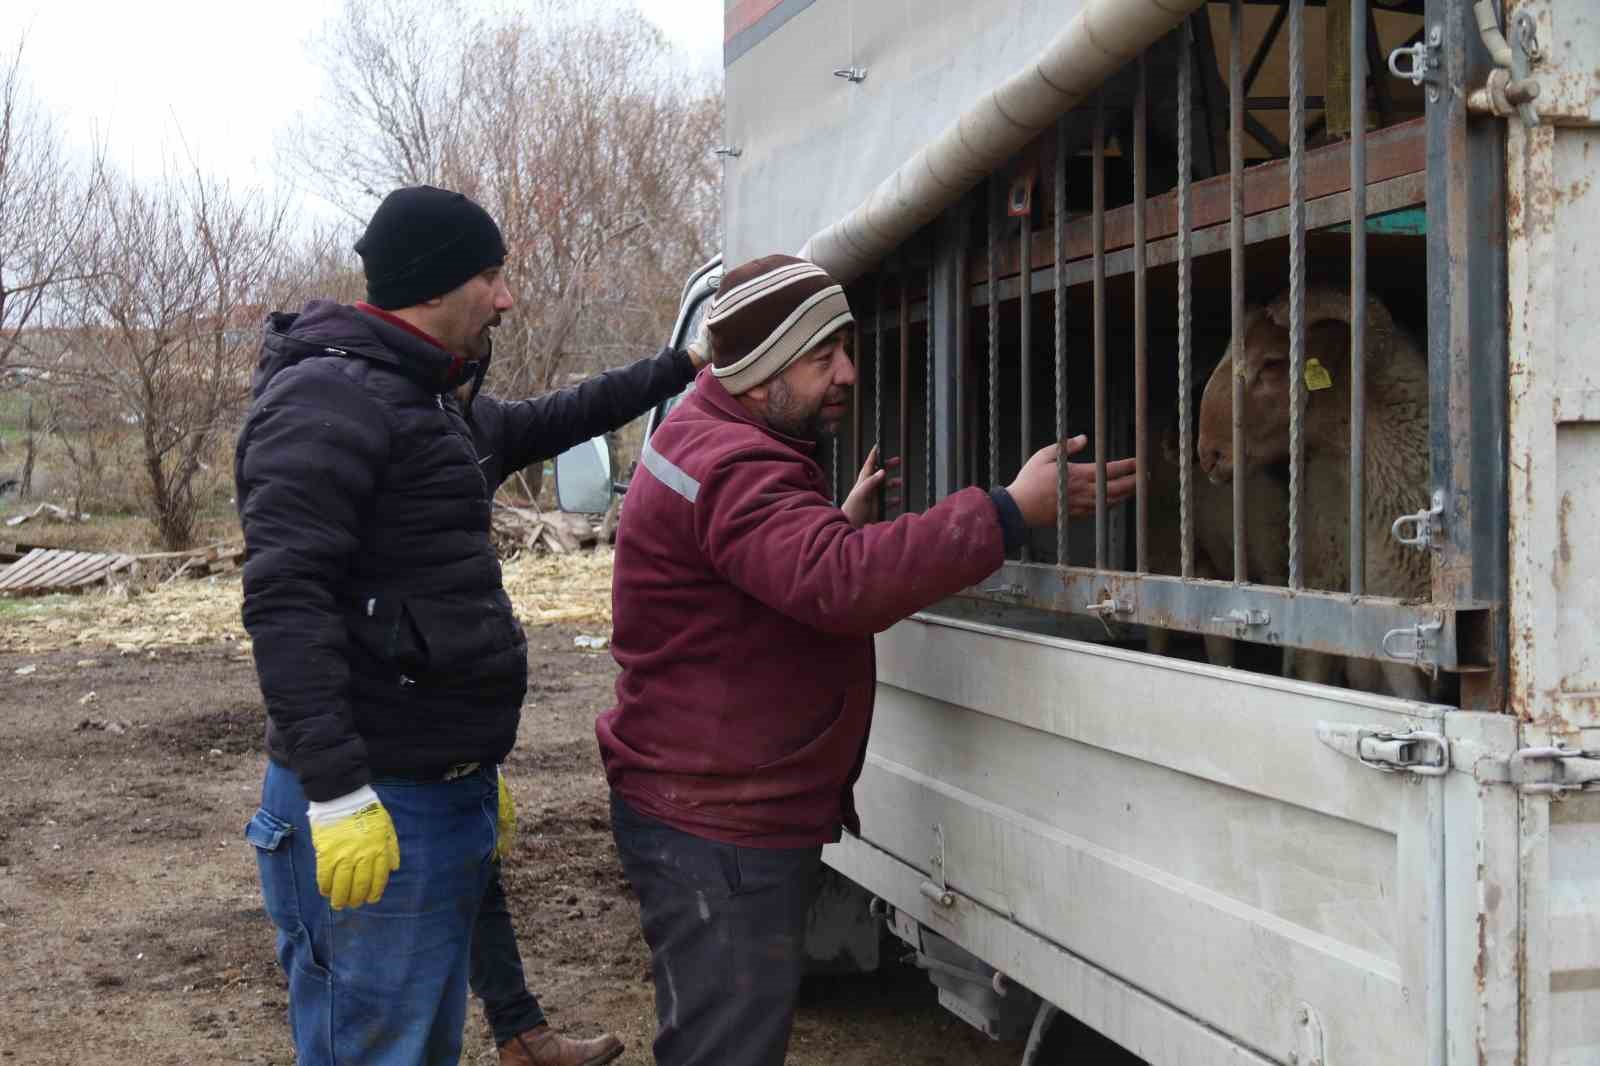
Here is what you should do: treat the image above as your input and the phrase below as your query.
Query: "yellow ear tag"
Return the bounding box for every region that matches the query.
[1304,358,1334,392]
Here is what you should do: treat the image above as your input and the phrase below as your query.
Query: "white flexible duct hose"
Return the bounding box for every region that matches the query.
[799,0,1206,283]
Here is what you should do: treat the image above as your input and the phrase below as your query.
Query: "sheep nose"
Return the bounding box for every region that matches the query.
[1199,446,1221,475]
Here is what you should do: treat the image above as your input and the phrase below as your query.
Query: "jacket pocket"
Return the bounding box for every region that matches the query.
[399,593,521,680]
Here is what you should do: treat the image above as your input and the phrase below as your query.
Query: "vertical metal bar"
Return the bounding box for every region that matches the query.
[1288,0,1307,589]
[932,204,969,501]
[1092,93,1108,569]
[1349,0,1368,596]
[830,434,839,504]
[1134,54,1149,574]
[1019,179,1033,562]
[875,271,885,461]
[926,259,935,511]
[1229,0,1247,584]
[1055,115,1069,569]
[851,319,863,476]
[898,256,911,519]
[1178,22,1194,580]
[988,177,1000,491]
[1427,0,1508,710]
[955,203,970,490]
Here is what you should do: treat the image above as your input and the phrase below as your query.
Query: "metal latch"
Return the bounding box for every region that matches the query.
[1382,619,1443,678]
[1085,596,1131,638]
[980,581,1026,598]
[1389,25,1443,100]
[712,145,743,158]
[1317,722,1450,776]
[1211,608,1269,630]
[1508,746,1600,795]
[1391,491,1444,551]
[832,66,868,84]
[920,823,955,908]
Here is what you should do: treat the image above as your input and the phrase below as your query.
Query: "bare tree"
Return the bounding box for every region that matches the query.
[53,169,290,549]
[285,0,721,399]
[0,39,104,376]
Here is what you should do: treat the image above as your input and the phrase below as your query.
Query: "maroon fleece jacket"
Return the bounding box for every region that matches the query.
[595,370,1007,847]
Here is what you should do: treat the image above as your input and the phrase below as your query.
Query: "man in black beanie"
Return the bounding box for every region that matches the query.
[236,185,702,1066]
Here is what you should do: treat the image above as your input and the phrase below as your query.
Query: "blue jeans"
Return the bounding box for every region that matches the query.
[247,761,498,1066]
[469,861,547,1044]
[610,793,822,1066]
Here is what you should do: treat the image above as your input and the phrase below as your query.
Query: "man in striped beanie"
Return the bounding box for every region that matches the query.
[597,253,1136,1066]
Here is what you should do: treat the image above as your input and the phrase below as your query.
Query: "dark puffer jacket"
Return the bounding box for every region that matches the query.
[235,300,694,801]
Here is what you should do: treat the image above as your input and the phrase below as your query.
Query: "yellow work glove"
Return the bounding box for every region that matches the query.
[495,769,517,862]
[306,786,401,910]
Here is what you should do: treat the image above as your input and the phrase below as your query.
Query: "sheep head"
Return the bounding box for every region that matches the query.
[1196,285,1397,483]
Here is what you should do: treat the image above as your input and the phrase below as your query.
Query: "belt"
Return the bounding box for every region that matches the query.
[375,761,483,783]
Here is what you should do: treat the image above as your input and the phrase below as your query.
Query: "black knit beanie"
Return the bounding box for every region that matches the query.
[354,185,507,310]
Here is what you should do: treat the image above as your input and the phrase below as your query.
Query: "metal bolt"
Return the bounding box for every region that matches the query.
[1297,1006,1310,1025]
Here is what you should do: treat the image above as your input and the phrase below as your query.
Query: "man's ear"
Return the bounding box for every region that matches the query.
[742,381,770,405]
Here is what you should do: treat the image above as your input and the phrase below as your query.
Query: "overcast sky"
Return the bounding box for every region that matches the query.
[2,0,722,225]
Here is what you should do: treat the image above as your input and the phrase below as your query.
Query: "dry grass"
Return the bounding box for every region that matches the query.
[0,549,615,655]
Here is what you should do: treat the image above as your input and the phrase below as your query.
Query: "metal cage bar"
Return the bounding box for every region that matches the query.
[898,255,911,518]
[926,257,936,509]
[1134,53,1149,574]
[1229,0,1247,585]
[1349,0,1369,596]
[1019,174,1034,562]
[1093,93,1109,569]
[1178,20,1194,581]
[1055,115,1070,569]
[874,274,885,464]
[1288,0,1307,589]
[851,318,864,477]
[988,176,1001,494]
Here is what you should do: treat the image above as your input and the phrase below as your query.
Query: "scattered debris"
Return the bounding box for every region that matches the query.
[1,549,615,653]
[573,634,608,651]
[77,691,98,706]
[13,665,36,676]
[491,502,600,557]
[4,503,89,528]
[75,718,128,735]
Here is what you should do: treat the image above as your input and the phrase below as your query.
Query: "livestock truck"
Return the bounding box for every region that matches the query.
[559,0,1600,1062]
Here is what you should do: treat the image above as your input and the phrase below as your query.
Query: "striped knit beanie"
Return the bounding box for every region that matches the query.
[708,255,854,395]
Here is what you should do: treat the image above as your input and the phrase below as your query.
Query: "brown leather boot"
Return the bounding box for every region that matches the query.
[498,1024,624,1066]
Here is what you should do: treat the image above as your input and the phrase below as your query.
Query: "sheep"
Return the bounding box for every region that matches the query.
[1143,305,1291,671]
[1195,283,1434,699]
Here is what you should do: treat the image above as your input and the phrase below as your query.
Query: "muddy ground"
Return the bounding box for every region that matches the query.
[0,622,1030,1065]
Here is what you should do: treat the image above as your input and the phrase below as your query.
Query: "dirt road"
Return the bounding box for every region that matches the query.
[0,618,1026,1065]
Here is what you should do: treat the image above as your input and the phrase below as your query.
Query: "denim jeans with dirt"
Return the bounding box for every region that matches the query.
[247,761,498,1066]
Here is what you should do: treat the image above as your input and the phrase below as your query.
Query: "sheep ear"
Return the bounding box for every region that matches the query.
[1241,315,1290,370]
[1307,319,1353,373]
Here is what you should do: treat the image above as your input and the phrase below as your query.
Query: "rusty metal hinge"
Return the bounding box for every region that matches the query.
[1508,746,1600,794]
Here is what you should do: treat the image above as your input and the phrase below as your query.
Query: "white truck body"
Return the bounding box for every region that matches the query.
[683,2,1600,1062]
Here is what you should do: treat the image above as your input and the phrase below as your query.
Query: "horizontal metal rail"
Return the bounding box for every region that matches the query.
[959,563,1491,674]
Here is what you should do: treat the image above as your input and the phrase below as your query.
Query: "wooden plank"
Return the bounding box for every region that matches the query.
[28,551,92,589]
[3,550,78,590]
[0,549,130,594]
[979,116,1426,283]
[47,553,115,589]
[0,548,49,590]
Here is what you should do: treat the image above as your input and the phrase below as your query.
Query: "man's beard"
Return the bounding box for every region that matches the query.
[462,313,502,361]
[765,377,840,442]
